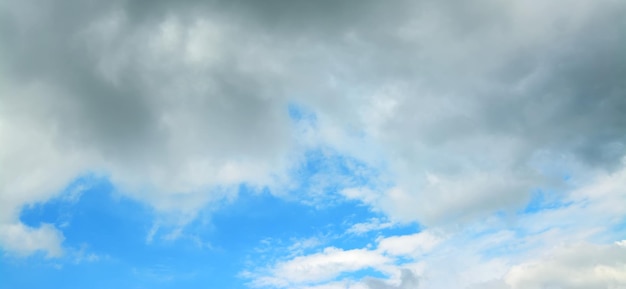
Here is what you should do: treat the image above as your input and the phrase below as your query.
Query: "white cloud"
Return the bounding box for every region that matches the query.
[247,230,438,288]
[505,243,626,289]
[249,227,626,289]
[346,218,395,235]
[376,232,442,257]
[0,102,88,257]
[252,247,391,287]
[0,223,64,258]
[247,163,626,289]
[517,162,626,244]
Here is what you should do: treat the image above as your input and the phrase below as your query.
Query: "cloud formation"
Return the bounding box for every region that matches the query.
[1,0,625,279]
[251,247,391,287]
[245,164,626,289]
[0,223,64,258]
[505,242,626,289]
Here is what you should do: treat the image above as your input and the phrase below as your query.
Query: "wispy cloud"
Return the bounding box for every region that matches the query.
[346,218,396,236]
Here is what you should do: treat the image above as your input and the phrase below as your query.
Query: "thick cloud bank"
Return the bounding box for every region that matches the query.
[1,0,625,269]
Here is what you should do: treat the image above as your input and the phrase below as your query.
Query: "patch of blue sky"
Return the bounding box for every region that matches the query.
[562,173,572,181]
[334,267,388,282]
[286,147,388,206]
[346,223,419,254]
[0,257,128,289]
[286,102,392,207]
[206,188,373,250]
[615,221,626,241]
[381,223,422,236]
[615,217,626,232]
[288,102,317,124]
[341,220,421,250]
[211,190,391,265]
[10,176,248,289]
[394,255,417,265]
[20,174,103,228]
[20,176,155,258]
[271,145,408,250]
[5,150,394,289]
[598,217,626,244]
[521,188,574,214]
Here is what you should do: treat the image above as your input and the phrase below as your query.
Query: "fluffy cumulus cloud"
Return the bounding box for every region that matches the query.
[1,0,625,287]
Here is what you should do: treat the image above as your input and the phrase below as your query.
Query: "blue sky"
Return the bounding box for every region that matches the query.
[1,0,626,288]
[2,155,416,289]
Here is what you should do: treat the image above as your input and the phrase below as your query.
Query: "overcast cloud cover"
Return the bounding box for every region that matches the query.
[1,0,625,288]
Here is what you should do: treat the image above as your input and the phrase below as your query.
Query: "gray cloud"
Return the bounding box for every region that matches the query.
[365,269,420,289]
[1,0,625,255]
[504,242,626,289]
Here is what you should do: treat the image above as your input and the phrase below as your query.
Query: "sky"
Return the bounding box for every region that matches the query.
[1,0,626,288]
